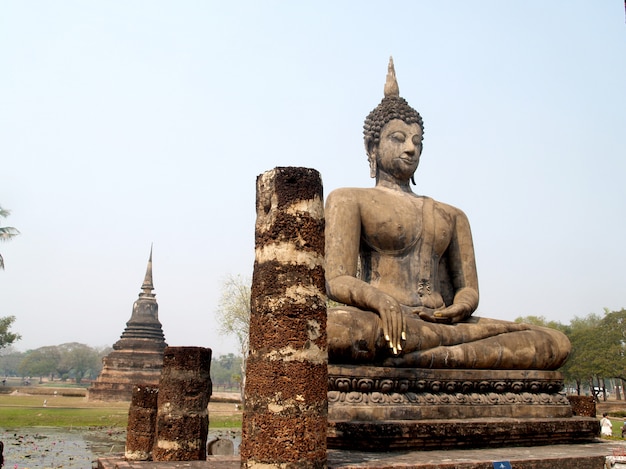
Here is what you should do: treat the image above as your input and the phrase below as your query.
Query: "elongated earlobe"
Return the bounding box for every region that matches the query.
[365,140,377,179]
[368,153,377,178]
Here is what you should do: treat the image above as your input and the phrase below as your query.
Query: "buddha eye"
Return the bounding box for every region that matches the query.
[390,132,406,143]
[412,135,422,146]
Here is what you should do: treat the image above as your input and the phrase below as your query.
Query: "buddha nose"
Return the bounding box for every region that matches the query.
[405,141,416,155]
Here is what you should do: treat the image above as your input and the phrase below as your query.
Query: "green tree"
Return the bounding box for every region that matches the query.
[593,308,626,399]
[563,314,604,396]
[17,343,104,384]
[0,205,20,270]
[0,346,24,377]
[515,315,570,335]
[0,316,21,350]
[516,313,602,396]
[211,353,243,390]
[57,342,102,384]
[18,346,61,383]
[215,275,250,396]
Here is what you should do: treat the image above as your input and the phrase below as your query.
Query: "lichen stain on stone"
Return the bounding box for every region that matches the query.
[155,440,181,450]
[306,319,322,341]
[285,197,324,220]
[262,295,326,313]
[267,403,285,413]
[255,243,323,268]
[266,343,327,364]
[283,284,325,305]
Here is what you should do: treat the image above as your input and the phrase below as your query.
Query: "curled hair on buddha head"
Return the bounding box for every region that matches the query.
[363,56,424,155]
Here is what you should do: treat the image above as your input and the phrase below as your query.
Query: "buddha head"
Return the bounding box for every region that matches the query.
[364,57,424,179]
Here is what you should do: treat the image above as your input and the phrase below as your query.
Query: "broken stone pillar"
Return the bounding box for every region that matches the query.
[152,346,212,461]
[125,383,159,461]
[241,167,328,469]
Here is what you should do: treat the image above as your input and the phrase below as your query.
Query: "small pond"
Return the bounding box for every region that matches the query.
[0,428,240,469]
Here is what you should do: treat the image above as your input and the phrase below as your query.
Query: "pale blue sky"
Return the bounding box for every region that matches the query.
[1,2,625,356]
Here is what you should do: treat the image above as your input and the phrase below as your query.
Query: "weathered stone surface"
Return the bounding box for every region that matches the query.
[325,59,570,370]
[89,249,167,402]
[327,365,599,448]
[328,365,573,420]
[245,356,327,403]
[322,59,596,451]
[152,347,212,462]
[241,167,327,469]
[125,383,158,461]
[328,417,600,451]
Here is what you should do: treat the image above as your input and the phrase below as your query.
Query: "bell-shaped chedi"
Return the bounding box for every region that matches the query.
[88,247,167,401]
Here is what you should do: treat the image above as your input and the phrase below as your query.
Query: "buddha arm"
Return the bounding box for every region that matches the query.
[325,189,404,351]
[324,189,377,307]
[441,208,479,321]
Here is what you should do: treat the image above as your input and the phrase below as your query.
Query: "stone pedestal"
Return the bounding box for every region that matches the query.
[328,365,599,450]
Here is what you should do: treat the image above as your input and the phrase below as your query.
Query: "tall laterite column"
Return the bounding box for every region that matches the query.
[241,167,328,469]
[152,346,212,461]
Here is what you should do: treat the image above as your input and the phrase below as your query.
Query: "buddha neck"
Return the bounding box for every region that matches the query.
[375,172,414,194]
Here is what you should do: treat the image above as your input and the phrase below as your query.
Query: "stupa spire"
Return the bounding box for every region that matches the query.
[140,244,154,297]
[116,245,165,341]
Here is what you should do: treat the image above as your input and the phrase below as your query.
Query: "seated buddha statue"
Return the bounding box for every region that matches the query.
[325,58,570,370]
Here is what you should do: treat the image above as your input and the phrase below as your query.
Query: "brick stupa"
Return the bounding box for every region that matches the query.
[88,248,167,401]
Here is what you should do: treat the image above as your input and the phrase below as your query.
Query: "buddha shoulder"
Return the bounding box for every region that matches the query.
[325,187,372,209]
[430,199,471,225]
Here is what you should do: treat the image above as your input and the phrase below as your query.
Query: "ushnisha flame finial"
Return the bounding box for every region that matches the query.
[384,56,400,98]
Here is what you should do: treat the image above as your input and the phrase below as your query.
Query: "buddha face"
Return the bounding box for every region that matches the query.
[372,119,423,182]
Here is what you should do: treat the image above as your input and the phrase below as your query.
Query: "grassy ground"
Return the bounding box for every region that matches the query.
[0,391,242,429]
[0,393,128,427]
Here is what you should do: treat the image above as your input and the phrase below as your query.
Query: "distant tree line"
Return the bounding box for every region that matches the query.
[0,343,110,384]
[210,352,243,391]
[517,308,626,400]
[0,344,243,390]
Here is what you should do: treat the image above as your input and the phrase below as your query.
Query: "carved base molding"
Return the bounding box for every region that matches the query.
[328,365,599,450]
[329,365,566,395]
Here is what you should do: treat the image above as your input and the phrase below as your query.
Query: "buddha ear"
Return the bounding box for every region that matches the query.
[368,156,377,179]
[365,140,377,179]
